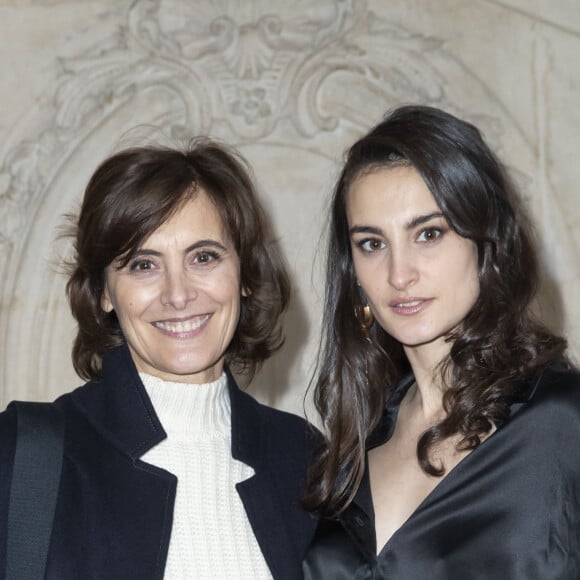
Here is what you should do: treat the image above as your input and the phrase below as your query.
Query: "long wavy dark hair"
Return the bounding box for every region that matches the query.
[66,139,289,381]
[303,105,567,517]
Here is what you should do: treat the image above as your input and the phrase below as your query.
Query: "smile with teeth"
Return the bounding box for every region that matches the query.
[394,300,422,308]
[153,314,210,333]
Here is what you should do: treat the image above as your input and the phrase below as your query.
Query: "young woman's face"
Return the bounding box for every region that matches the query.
[347,165,480,362]
[102,190,242,384]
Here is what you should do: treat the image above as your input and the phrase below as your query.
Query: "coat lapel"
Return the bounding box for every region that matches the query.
[72,344,167,458]
[227,370,303,580]
[68,344,176,579]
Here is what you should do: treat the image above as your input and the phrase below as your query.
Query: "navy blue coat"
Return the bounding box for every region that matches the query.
[0,344,317,579]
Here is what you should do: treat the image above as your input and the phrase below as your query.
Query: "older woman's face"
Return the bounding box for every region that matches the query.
[347,165,480,367]
[101,190,241,384]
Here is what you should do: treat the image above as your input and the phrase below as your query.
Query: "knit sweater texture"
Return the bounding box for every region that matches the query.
[140,372,273,579]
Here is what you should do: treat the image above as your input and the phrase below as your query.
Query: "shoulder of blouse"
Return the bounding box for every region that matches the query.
[511,362,580,474]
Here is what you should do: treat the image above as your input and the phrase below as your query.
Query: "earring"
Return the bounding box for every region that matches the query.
[355,303,374,337]
[361,305,373,332]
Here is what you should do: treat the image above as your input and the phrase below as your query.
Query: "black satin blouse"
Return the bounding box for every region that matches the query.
[303,364,580,579]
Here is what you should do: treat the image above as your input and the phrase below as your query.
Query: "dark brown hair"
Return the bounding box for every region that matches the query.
[304,105,567,517]
[66,139,290,380]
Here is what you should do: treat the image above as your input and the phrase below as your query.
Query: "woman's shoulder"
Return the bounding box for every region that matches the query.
[251,395,319,447]
[228,374,311,432]
[0,387,91,458]
[226,372,320,457]
[483,363,580,488]
[258,400,310,430]
[0,403,18,457]
[525,361,580,408]
[513,362,580,467]
[511,361,580,420]
[0,392,71,432]
[0,394,73,494]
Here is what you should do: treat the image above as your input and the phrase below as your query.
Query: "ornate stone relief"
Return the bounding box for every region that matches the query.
[1,0,578,408]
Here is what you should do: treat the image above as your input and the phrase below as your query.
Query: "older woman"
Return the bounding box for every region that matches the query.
[303,105,580,578]
[0,140,316,579]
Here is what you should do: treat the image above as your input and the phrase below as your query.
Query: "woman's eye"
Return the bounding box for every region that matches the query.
[129,259,156,272]
[417,228,442,243]
[359,239,386,252]
[193,251,219,264]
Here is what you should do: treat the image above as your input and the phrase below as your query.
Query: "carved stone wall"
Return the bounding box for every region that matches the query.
[1,0,579,415]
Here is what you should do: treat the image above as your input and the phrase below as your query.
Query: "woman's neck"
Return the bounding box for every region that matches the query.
[403,340,450,420]
[139,372,230,440]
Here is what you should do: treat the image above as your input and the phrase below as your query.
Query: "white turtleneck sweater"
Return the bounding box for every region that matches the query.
[140,372,274,580]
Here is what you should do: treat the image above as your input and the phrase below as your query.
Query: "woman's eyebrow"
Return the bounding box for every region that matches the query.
[132,240,228,257]
[184,240,228,252]
[406,212,444,229]
[349,212,445,237]
[349,225,383,236]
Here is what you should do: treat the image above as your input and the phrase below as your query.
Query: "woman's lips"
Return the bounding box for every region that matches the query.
[389,298,433,315]
[153,314,211,336]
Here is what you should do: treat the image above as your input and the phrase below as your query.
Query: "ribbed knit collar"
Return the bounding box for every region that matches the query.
[139,372,231,441]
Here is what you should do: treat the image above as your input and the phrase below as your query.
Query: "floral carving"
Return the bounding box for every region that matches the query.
[1,0,579,404]
[0,0,456,247]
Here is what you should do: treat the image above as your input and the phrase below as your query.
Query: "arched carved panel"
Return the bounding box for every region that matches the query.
[1,0,578,412]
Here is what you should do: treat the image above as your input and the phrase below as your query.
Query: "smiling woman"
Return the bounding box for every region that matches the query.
[101,192,243,384]
[303,105,580,579]
[0,141,317,579]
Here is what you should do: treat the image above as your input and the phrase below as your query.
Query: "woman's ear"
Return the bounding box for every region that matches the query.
[101,285,114,313]
[241,286,251,297]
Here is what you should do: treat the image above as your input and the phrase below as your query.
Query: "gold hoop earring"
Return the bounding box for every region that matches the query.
[355,303,374,337]
[361,305,373,332]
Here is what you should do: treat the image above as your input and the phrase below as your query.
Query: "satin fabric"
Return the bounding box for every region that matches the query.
[304,364,580,579]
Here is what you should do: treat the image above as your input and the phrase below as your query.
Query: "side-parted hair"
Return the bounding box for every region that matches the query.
[304,105,567,517]
[66,139,290,381]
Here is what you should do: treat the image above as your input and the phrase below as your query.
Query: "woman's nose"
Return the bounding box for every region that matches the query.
[160,270,197,309]
[387,247,418,291]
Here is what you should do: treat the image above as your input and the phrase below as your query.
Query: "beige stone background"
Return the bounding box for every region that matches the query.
[0,0,579,417]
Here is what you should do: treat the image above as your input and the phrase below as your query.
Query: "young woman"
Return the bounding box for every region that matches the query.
[303,105,580,579]
[0,140,317,579]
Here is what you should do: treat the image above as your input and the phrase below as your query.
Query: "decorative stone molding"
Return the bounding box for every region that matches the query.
[0,0,578,409]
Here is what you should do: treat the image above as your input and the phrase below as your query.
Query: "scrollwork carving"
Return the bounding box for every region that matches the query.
[0,0,456,244]
[1,0,579,406]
